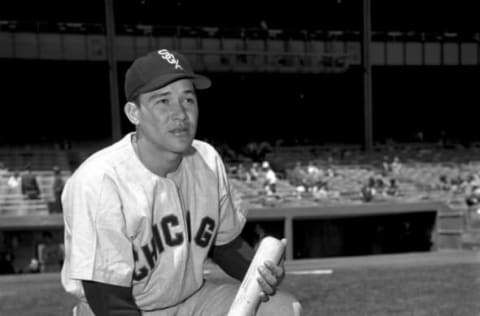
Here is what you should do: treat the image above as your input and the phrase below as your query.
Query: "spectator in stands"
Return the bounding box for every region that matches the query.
[288,161,307,189]
[51,165,65,213]
[438,174,450,191]
[249,162,260,181]
[465,180,480,228]
[7,170,22,194]
[295,185,306,199]
[449,175,465,193]
[390,156,402,174]
[306,160,321,176]
[375,177,386,196]
[467,174,480,191]
[312,181,328,200]
[381,155,390,176]
[465,182,480,207]
[324,155,336,179]
[305,161,323,193]
[361,177,377,202]
[21,165,40,199]
[262,161,277,196]
[386,178,399,196]
[325,167,335,178]
[236,163,251,182]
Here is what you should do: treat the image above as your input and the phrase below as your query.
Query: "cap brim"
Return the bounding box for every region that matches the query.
[138,73,211,96]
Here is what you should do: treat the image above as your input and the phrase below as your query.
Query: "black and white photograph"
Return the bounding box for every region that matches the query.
[0,1,479,315]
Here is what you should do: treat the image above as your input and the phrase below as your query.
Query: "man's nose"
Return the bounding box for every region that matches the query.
[171,100,187,120]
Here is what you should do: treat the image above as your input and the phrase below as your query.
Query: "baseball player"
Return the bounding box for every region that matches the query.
[61,49,302,315]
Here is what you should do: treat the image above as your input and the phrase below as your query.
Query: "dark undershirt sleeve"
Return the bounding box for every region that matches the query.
[210,235,255,281]
[82,280,141,316]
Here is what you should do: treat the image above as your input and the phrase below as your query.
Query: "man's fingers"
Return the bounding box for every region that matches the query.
[264,260,285,279]
[258,264,280,287]
[257,274,276,296]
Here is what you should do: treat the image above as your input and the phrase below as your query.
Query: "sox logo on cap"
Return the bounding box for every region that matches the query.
[158,49,183,70]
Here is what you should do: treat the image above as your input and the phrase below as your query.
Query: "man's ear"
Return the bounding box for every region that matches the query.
[124,102,140,125]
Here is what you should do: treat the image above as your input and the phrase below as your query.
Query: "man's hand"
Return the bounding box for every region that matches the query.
[256,238,287,302]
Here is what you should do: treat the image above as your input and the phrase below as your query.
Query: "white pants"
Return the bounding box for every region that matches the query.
[72,279,301,316]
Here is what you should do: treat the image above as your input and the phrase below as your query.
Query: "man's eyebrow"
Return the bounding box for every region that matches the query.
[183,89,196,95]
[147,91,170,102]
[147,89,195,102]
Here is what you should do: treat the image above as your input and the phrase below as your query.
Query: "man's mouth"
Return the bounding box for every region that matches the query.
[170,127,189,136]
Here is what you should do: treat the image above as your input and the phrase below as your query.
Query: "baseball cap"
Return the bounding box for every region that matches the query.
[125,49,211,101]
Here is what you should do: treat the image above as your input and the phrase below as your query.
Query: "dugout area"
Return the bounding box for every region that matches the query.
[242,201,464,260]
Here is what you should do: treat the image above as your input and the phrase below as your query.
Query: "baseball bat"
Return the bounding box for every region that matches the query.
[227,236,286,316]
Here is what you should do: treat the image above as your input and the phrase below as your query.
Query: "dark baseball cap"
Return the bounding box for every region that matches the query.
[125,49,211,101]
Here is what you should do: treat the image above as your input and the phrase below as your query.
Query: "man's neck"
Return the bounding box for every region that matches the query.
[133,134,182,177]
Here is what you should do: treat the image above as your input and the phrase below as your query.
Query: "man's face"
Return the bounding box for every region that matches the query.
[136,79,198,154]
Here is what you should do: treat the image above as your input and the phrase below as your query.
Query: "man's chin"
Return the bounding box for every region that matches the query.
[169,139,194,154]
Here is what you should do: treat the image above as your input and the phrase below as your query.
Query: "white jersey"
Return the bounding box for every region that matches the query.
[61,133,246,311]
[265,169,277,184]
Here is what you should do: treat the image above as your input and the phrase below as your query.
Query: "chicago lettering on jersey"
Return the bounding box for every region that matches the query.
[133,212,216,281]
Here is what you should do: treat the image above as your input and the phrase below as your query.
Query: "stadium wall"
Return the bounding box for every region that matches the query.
[0,201,464,272]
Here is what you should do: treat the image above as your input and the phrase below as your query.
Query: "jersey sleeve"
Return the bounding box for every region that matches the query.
[63,170,134,287]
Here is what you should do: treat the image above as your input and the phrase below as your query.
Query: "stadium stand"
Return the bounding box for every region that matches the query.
[226,142,480,211]
[2,141,480,215]
[0,169,70,216]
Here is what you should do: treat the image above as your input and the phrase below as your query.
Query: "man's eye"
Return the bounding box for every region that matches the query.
[185,98,196,104]
[155,99,169,105]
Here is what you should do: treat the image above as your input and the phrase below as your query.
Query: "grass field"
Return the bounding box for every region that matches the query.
[1,252,479,316]
[283,263,480,316]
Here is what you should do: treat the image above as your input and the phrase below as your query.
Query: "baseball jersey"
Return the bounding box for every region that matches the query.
[61,132,246,311]
[265,169,277,185]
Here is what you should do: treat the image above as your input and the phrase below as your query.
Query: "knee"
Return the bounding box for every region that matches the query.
[258,290,303,316]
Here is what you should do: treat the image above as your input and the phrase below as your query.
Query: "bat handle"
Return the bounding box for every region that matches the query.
[227,236,286,316]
